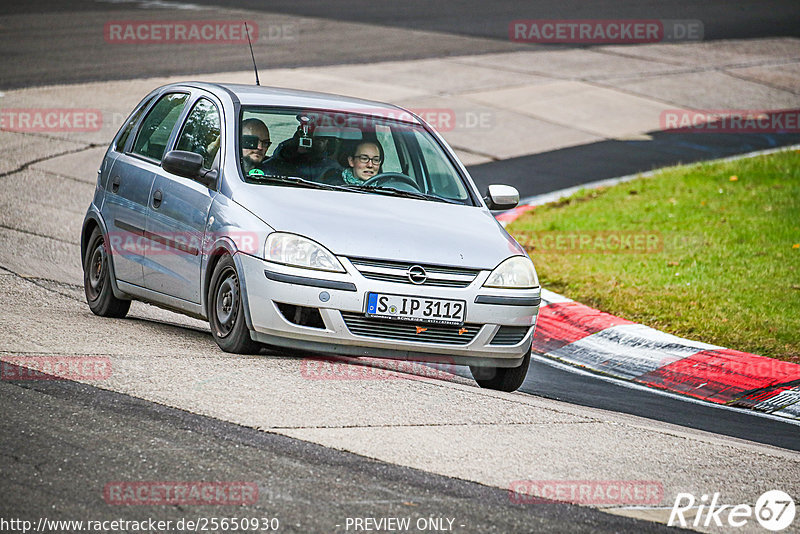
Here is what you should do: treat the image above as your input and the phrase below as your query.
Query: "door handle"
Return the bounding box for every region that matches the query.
[111,175,121,193]
[152,189,163,208]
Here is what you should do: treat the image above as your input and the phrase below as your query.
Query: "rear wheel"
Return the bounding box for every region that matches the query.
[83,227,131,318]
[470,346,531,392]
[208,254,261,354]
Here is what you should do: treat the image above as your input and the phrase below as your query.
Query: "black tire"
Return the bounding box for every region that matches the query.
[207,254,261,354]
[469,346,531,392]
[83,227,131,318]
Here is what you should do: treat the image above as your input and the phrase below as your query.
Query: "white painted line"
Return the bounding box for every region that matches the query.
[94,0,205,10]
[546,323,719,380]
[755,386,800,417]
[540,288,572,305]
[532,353,800,425]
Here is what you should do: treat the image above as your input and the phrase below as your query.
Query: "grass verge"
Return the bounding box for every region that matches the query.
[508,150,800,362]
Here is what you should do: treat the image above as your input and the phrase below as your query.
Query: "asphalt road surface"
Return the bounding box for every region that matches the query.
[202,0,800,41]
[0,372,687,534]
[523,357,800,452]
[1,2,798,531]
[470,131,800,200]
[2,0,800,88]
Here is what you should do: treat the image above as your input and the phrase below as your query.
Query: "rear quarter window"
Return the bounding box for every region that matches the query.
[113,96,154,153]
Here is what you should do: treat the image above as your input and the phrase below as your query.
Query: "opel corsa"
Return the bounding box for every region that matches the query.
[81,82,541,391]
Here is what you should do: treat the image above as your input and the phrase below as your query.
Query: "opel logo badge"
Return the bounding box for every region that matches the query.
[407,265,427,285]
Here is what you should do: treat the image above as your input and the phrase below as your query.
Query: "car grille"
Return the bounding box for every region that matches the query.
[348,258,480,288]
[489,326,531,346]
[341,313,481,345]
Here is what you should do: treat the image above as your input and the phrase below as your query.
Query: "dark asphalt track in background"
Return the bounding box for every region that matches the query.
[470,131,800,199]
[11,0,793,40]
[205,0,800,41]
[1,0,800,89]
[1,0,530,90]
[0,371,688,534]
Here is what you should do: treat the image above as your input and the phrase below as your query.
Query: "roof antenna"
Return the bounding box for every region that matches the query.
[245,21,260,86]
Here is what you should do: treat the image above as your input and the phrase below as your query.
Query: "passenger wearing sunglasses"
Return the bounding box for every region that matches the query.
[240,118,272,175]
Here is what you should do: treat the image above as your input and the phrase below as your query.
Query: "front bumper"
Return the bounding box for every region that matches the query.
[237,253,540,368]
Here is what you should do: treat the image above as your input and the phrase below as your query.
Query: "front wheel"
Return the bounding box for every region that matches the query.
[208,254,261,354]
[83,227,130,318]
[469,347,530,392]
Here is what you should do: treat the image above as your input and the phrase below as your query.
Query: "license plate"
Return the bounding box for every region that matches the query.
[366,293,466,325]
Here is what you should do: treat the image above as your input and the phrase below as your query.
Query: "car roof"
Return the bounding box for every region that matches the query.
[173,82,421,125]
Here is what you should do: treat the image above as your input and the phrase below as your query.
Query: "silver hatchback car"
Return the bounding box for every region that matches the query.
[82,82,541,391]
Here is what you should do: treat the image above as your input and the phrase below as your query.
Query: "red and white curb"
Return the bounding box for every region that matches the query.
[531,291,800,420]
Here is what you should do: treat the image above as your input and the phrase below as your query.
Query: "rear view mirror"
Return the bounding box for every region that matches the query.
[484,184,519,211]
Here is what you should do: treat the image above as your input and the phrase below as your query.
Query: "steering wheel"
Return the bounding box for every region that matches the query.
[361,172,420,191]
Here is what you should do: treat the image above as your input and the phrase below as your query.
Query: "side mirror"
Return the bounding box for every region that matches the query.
[162,150,216,188]
[484,184,519,211]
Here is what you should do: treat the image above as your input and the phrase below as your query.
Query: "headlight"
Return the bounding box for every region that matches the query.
[483,256,539,288]
[265,233,345,273]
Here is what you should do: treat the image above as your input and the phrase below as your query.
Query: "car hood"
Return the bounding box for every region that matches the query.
[237,187,524,269]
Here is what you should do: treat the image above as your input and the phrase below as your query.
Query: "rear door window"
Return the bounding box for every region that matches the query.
[176,98,221,169]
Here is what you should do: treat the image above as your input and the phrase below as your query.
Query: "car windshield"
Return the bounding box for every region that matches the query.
[238,107,473,205]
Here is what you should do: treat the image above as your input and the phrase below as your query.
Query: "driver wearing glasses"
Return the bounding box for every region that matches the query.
[341,140,383,184]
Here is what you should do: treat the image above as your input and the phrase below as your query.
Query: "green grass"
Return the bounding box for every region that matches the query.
[508,150,800,362]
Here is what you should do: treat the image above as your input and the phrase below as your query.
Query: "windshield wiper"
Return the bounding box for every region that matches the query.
[356,186,463,204]
[246,174,348,192]
[247,175,463,203]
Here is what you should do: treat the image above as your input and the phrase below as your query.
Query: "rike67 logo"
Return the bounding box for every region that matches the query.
[669,490,795,531]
